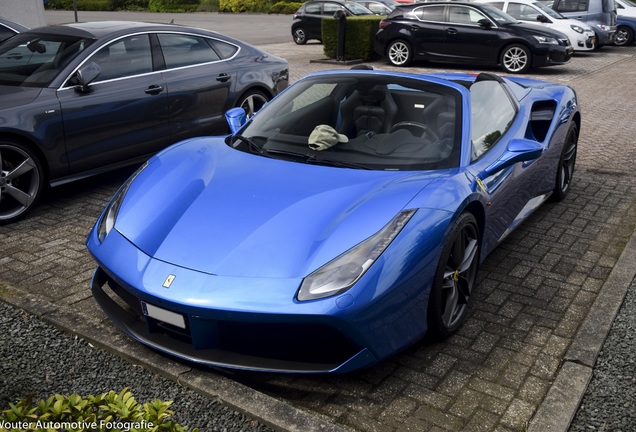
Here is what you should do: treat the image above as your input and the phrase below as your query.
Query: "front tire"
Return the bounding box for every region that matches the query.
[0,140,45,225]
[614,26,634,46]
[427,213,480,339]
[236,90,270,119]
[500,44,531,74]
[387,39,413,67]
[552,123,578,201]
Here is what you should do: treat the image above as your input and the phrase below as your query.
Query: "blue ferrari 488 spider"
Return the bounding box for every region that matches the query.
[87,70,580,373]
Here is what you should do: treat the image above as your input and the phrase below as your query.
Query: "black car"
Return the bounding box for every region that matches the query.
[292,0,375,44]
[374,2,573,73]
[0,18,28,43]
[0,21,288,224]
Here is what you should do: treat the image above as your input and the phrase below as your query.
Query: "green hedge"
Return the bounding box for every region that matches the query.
[269,1,302,14]
[149,0,199,12]
[0,388,199,432]
[46,0,298,13]
[47,0,115,11]
[322,16,384,61]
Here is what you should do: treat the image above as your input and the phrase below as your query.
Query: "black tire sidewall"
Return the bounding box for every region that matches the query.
[426,212,479,340]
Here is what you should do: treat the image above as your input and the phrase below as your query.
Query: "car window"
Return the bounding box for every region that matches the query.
[324,2,343,15]
[507,3,541,20]
[92,34,152,81]
[554,0,589,12]
[471,81,516,160]
[487,2,506,10]
[413,5,446,21]
[305,2,321,13]
[158,33,222,69]
[238,75,462,171]
[0,33,91,87]
[344,1,375,14]
[449,6,489,24]
[208,38,238,59]
[533,1,564,18]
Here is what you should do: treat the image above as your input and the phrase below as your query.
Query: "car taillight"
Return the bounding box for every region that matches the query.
[379,21,391,28]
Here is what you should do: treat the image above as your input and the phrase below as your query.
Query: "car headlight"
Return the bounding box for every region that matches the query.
[596,24,611,31]
[570,25,584,34]
[297,209,416,301]
[533,35,558,44]
[97,162,148,243]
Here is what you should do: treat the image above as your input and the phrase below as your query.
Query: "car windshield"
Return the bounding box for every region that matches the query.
[0,32,93,87]
[230,74,462,171]
[482,4,520,23]
[532,1,564,18]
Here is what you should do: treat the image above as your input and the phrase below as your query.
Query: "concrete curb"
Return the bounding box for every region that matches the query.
[0,284,348,432]
[528,229,636,432]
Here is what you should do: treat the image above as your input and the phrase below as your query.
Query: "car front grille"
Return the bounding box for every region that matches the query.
[91,267,364,373]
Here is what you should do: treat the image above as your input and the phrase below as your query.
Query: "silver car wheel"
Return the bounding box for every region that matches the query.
[501,45,530,73]
[388,40,411,66]
[0,142,43,224]
[238,91,270,119]
[293,28,307,45]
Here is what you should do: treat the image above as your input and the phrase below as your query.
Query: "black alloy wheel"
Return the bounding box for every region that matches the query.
[552,123,578,201]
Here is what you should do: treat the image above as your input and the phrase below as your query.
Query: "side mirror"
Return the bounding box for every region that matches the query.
[74,61,101,94]
[478,18,493,28]
[537,14,548,22]
[482,139,543,177]
[225,107,247,134]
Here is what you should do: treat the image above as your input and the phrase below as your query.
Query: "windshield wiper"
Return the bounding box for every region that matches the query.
[232,134,263,154]
[307,156,371,170]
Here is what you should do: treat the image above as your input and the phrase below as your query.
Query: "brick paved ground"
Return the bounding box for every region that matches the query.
[1,44,636,432]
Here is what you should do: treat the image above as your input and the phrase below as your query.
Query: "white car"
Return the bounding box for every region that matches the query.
[615,0,636,17]
[475,0,597,51]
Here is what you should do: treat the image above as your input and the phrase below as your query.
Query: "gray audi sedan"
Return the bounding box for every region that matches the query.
[0,21,289,224]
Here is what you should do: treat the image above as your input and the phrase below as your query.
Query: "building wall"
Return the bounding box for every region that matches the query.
[0,0,46,29]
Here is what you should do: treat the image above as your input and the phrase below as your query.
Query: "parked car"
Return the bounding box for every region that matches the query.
[375,2,573,73]
[615,14,636,43]
[615,0,636,17]
[0,17,27,43]
[87,69,580,373]
[354,0,399,14]
[0,21,288,224]
[547,0,617,47]
[292,0,375,44]
[475,0,597,50]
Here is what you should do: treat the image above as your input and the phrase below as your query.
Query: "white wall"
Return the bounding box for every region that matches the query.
[0,0,46,29]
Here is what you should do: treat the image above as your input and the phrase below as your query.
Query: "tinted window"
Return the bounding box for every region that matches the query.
[555,0,589,12]
[305,3,321,13]
[414,5,446,21]
[158,34,221,69]
[209,39,238,59]
[0,33,91,87]
[471,81,516,160]
[507,3,541,19]
[487,2,505,10]
[0,27,14,42]
[324,2,344,15]
[449,6,488,24]
[92,34,152,81]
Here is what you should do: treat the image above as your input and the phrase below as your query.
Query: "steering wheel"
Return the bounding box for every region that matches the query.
[390,121,440,141]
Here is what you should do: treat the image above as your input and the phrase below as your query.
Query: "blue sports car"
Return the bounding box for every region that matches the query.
[87,70,580,373]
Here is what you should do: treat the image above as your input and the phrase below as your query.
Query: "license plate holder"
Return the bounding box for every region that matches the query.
[141,301,186,329]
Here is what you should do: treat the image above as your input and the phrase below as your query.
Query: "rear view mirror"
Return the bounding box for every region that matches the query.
[482,139,543,177]
[478,18,493,28]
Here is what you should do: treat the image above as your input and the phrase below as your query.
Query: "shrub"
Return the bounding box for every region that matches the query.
[269,1,302,14]
[148,0,200,12]
[47,0,115,10]
[322,16,384,61]
[0,388,199,432]
[197,0,220,12]
[220,0,274,13]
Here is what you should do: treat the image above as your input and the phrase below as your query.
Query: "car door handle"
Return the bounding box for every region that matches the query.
[446,28,458,35]
[410,26,419,32]
[216,73,231,82]
[145,85,164,95]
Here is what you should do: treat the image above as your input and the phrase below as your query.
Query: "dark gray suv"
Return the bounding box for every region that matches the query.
[547,0,617,46]
[291,0,375,44]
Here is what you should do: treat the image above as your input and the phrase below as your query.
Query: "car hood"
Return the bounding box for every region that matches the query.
[0,85,42,109]
[511,22,570,39]
[115,137,437,278]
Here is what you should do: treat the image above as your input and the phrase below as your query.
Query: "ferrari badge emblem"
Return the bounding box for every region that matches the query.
[163,274,176,288]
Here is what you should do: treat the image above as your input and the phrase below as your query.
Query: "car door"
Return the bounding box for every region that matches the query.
[57,33,170,175]
[468,79,545,252]
[304,1,326,39]
[157,32,237,140]
[408,5,448,58]
[443,5,501,63]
